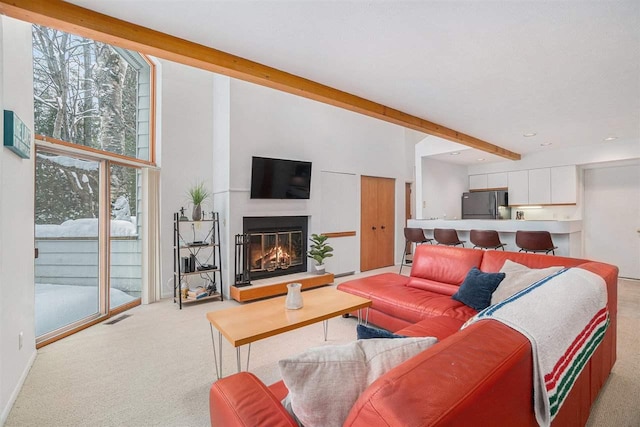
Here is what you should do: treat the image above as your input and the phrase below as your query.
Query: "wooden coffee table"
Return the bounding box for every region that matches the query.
[206,286,372,378]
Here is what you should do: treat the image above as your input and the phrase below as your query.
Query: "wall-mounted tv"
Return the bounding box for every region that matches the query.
[250,156,312,199]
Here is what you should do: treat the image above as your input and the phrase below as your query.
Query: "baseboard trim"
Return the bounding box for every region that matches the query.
[334,271,355,278]
[1,348,37,426]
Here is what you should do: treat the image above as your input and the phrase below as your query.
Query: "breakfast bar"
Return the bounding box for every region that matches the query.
[407,219,583,257]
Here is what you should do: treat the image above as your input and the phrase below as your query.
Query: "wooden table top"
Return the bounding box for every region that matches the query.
[206,286,372,347]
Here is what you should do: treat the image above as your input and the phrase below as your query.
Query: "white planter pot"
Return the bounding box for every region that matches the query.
[314,264,326,275]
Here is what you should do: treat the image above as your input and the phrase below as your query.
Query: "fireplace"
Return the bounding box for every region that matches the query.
[243,216,308,280]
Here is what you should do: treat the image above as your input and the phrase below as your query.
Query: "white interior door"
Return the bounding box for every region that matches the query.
[583,162,640,279]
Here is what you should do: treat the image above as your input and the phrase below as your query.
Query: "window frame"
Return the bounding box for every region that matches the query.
[32,29,156,167]
[32,32,156,347]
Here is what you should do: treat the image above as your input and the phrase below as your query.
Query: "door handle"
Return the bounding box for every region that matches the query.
[381,225,386,230]
[372,226,377,230]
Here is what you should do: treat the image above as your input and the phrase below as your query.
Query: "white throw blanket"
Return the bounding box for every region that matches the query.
[464,267,609,427]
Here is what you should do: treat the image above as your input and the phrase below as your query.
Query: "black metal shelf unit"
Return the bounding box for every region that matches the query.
[173,211,223,309]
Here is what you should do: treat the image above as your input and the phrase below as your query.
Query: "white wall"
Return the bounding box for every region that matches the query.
[421,157,468,220]
[157,64,418,297]
[228,80,411,189]
[158,60,215,296]
[414,134,465,220]
[211,75,232,296]
[583,162,640,278]
[0,17,4,419]
[403,130,421,220]
[0,17,37,425]
[212,79,413,296]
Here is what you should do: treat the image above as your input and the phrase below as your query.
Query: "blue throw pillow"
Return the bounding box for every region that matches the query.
[452,267,505,311]
[356,324,406,340]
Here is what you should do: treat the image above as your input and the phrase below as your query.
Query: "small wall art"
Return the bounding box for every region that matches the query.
[3,110,32,159]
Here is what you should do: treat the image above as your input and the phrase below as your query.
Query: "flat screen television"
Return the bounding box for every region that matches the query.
[250,156,312,199]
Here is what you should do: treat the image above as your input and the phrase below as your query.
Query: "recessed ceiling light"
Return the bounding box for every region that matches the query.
[603,136,618,141]
[523,132,537,137]
[540,142,552,146]
[450,152,460,155]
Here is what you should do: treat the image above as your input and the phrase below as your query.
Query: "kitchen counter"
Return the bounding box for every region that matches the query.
[407,219,582,257]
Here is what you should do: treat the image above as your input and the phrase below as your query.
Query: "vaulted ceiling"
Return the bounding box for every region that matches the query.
[9,1,640,164]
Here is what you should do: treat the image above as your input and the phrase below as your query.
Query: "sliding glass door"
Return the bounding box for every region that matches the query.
[109,163,142,309]
[35,149,142,344]
[34,150,102,337]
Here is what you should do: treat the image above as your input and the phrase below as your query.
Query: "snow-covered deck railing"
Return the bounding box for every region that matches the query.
[35,218,141,293]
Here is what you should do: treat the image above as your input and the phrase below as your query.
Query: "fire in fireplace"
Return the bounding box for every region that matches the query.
[243,216,308,280]
[249,231,303,272]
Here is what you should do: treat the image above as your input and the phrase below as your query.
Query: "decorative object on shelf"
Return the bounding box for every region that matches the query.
[179,207,189,221]
[180,279,189,299]
[516,210,525,220]
[307,233,334,275]
[187,182,210,221]
[181,256,192,273]
[285,283,303,309]
[187,286,208,300]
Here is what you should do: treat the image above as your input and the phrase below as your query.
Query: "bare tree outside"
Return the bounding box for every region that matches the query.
[32,25,140,223]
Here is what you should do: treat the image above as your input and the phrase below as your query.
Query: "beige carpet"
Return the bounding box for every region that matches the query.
[5,271,640,426]
[585,278,640,427]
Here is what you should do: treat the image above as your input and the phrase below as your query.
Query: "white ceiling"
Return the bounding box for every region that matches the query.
[68,0,640,164]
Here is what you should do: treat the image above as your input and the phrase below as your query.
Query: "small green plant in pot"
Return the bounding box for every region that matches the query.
[187,182,210,221]
[307,233,334,274]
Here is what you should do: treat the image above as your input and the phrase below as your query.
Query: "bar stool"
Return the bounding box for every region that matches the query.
[515,230,558,255]
[433,228,466,247]
[470,229,506,250]
[400,228,433,273]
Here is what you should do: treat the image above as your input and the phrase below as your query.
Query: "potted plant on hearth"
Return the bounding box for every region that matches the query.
[187,182,210,221]
[307,233,334,275]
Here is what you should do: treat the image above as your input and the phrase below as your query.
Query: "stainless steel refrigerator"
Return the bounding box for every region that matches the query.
[461,191,511,219]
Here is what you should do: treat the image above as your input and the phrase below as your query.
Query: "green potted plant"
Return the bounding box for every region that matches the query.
[187,182,210,221]
[307,233,334,274]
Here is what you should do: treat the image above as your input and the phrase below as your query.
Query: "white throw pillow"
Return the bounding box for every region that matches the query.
[279,337,437,427]
[490,259,563,305]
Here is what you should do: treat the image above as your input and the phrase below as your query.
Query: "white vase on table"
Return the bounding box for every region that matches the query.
[285,283,303,310]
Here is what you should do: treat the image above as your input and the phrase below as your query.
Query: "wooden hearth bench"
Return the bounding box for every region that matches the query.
[230,272,334,302]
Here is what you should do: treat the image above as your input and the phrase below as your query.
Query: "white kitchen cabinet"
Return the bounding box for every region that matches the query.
[551,166,577,204]
[508,170,528,205]
[528,168,551,204]
[469,173,508,190]
[487,172,508,189]
[483,165,577,206]
[469,174,488,190]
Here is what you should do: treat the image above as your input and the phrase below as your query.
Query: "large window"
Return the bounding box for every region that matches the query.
[32,25,153,346]
[32,25,152,161]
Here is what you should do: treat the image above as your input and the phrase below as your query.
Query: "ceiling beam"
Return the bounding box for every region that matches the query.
[0,0,521,160]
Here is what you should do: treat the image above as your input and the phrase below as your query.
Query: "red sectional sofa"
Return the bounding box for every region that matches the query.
[209,244,618,426]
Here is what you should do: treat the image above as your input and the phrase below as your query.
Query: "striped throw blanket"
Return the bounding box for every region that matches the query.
[464,267,609,427]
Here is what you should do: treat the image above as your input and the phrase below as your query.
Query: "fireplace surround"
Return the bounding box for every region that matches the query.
[242,216,308,280]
